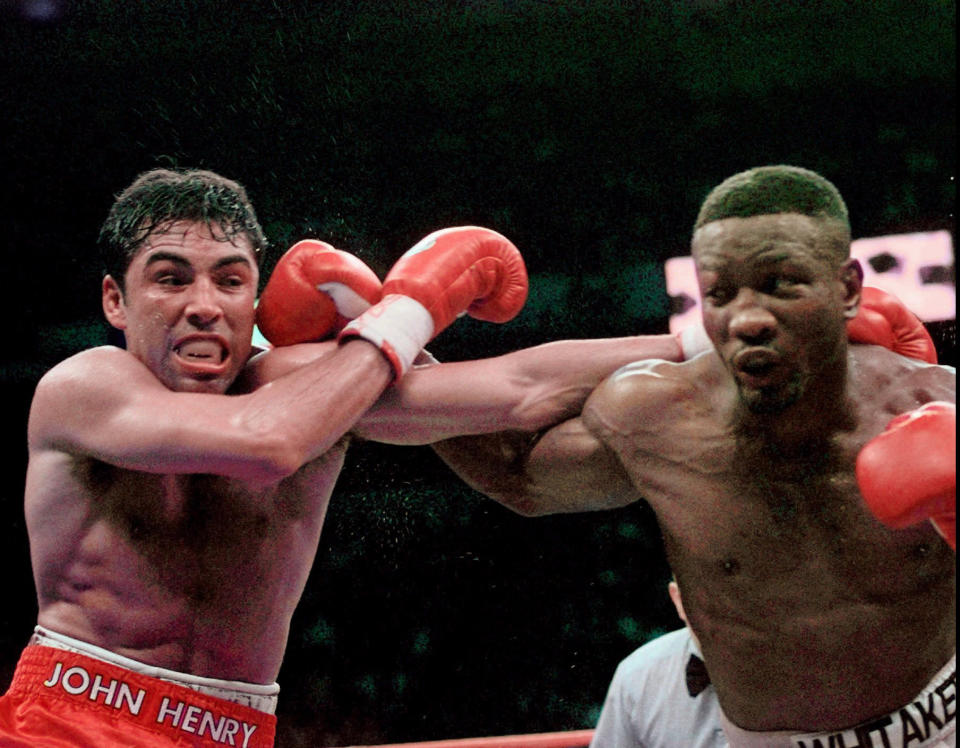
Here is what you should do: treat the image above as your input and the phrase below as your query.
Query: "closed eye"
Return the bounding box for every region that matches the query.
[155,273,188,286]
[760,274,803,296]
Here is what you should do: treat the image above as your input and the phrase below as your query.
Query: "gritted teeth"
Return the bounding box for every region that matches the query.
[176,339,226,363]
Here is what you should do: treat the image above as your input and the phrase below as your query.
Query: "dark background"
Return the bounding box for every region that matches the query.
[0,1,954,745]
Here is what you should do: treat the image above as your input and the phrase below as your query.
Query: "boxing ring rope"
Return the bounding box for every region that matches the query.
[344,729,594,748]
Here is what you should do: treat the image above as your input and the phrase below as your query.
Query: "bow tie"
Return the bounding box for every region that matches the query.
[685,653,711,697]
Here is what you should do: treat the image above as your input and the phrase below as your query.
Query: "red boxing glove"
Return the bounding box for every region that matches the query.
[256,240,382,346]
[847,286,937,364]
[856,401,956,549]
[340,226,528,377]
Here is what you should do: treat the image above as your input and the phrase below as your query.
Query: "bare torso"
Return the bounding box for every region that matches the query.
[593,346,956,730]
[25,417,349,685]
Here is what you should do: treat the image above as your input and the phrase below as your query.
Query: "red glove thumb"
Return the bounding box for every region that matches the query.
[847,287,937,363]
[256,240,382,346]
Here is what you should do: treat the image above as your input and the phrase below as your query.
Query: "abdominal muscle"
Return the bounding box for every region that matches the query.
[27,446,347,684]
[604,346,956,730]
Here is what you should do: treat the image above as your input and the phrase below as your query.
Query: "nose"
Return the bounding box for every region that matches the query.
[184,277,223,327]
[727,289,776,345]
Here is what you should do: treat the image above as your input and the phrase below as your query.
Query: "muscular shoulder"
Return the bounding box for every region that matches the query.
[852,346,956,417]
[30,347,157,447]
[35,346,155,400]
[586,355,719,436]
[233,341,338,393]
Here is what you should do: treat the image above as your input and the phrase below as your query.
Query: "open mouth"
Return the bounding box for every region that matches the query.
[173,337,229,374]
[733,348,781,386]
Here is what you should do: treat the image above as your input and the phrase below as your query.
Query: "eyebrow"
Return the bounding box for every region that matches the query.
[143,251,254,270]
[754,251,816,269]
[699,249,804,268]
[753,252,794,265]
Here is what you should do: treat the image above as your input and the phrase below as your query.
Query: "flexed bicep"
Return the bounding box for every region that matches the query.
[433,409,637,517]
[517,358,697,516]
[31,336,395,487]
[522,413,638,514]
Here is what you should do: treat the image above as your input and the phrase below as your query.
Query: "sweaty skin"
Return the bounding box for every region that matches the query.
[25,219,685,685]
[26,433,348,683]
[25,222,395,683]
[439,213,956,731]
[595,347,954,729]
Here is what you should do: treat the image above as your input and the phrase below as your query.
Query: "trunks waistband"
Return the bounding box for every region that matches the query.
[31,625,279,714]
[9,645,276,748]
[720,654,956,748]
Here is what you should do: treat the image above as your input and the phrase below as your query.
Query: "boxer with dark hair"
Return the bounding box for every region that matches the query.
[0,170,546,747]
[98,168,270,286]
[6,168,754,747]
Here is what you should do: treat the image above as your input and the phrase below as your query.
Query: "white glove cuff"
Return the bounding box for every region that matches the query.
[678,322,712,360]
[340,294,434,377]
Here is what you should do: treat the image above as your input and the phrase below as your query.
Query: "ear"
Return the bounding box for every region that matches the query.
[668,580,688,625]
[102,275,127,330]
[839,258,863,321]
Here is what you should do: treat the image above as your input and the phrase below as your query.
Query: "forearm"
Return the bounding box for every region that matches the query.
[35,341,393,485]
[234,340,393,479]
[355,334,682,444]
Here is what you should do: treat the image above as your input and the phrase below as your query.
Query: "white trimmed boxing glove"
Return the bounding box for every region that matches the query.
[339,226,528,377]
[255,240,382,346]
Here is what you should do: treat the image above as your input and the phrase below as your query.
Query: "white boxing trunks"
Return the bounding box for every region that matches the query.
[720,654,956,748]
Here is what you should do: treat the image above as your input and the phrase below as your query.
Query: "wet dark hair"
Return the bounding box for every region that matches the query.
[98,168,268,288]
[695,165,850,233]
